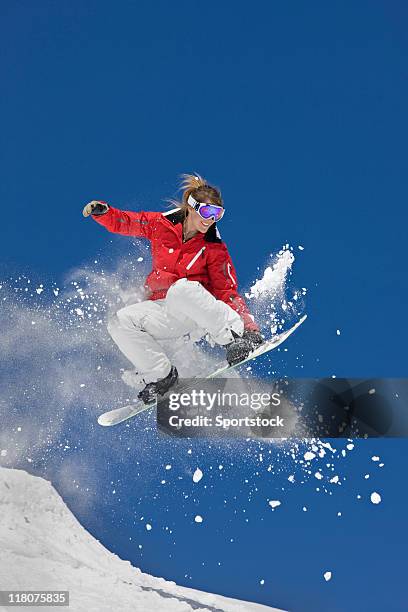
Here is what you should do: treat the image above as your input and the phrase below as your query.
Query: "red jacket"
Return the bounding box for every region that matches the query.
[92,206,258,331]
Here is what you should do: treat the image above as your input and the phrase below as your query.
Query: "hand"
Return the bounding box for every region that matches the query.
[82,200,109,217]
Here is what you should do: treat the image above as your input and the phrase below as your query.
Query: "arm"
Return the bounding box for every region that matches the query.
[206,243,259,332]
[84,201,160,240]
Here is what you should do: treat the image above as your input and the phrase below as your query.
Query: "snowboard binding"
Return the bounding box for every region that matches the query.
[226,330,264,366]
[137,366,179,405]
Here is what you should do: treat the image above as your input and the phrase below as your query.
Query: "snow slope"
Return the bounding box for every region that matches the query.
[0,468,283,612]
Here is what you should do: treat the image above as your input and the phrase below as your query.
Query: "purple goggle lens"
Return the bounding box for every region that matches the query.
[198,204,224,221]
[187,195,224,221]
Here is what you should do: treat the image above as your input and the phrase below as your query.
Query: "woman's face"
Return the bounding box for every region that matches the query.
[188,207,217,233]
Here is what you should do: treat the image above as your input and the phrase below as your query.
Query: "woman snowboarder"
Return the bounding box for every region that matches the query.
[83,174,263,404]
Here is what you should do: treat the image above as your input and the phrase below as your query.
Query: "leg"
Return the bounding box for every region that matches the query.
[107,300,198,383]
[107,301,170,383]
[165,279,244,345]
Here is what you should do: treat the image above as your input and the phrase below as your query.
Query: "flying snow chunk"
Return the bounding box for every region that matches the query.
[0,450,7,457]
[193,468,203,483]
[314,472,323,480]
[137,257,144,262]
[324,571,332,582]
[371,456,380,462]
[260,579,265,585]
[321,442,336,453]
[268,500,281,510]
[304,451,316,461]
[249,249,294,299]
[298,245,304,250]
[336,329,341,336]
[145,523,152,531]
[370,492,382,505]
[194,515,203,523]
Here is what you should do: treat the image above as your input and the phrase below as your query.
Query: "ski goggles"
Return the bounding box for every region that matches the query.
[187,194,225,221]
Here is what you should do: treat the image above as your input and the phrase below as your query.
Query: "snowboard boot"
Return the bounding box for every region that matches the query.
[137,366,179,405]
[226,330,264,366]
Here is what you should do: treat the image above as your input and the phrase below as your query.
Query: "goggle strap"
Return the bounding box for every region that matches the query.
[187,194,202,211]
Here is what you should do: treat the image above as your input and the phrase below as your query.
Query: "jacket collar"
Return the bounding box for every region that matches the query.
[162,208,222,243]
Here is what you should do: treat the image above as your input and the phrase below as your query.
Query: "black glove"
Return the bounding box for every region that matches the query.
[226,330,264,366]
[82,200,109,217]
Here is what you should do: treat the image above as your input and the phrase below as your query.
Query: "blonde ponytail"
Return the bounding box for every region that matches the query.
[168,173,223,213]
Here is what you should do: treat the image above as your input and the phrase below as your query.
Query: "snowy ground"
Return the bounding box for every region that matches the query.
[0,468,283,612]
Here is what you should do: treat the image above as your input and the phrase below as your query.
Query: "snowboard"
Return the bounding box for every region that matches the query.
[97,314,307,427]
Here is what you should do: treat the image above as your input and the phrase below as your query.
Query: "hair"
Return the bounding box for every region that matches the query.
[168,173,223,215]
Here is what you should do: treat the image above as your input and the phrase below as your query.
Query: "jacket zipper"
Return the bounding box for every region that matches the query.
[186,246,206,270]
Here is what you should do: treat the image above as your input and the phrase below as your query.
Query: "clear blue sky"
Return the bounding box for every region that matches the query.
[1,1,408,610]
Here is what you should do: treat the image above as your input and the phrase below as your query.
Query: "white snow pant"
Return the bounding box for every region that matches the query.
[107,278,244,383]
